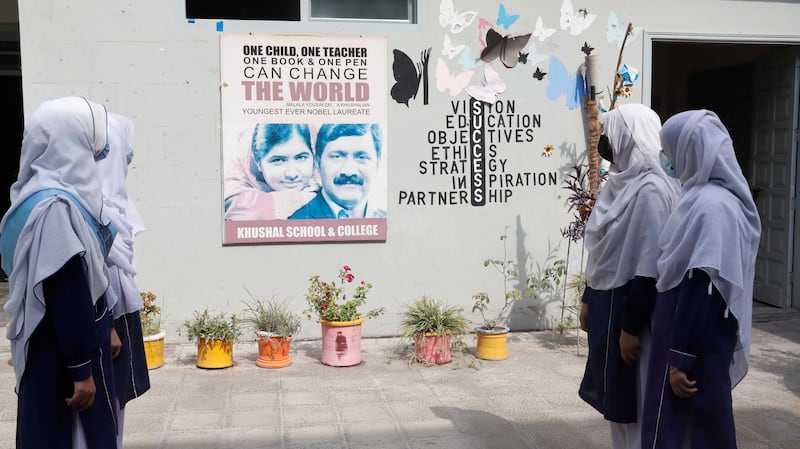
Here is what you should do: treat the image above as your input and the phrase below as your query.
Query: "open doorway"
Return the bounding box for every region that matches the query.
[0,23,22,280]
[651,40,800,311]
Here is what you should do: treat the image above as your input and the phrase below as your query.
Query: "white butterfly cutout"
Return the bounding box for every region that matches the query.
[559,0,596,36]
[466,64,506,104]
[533,16,556,42]
[436,57,474,97]
[442,35,466,60]
[439,0,478,34]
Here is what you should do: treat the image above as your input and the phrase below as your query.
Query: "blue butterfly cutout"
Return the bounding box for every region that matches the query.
[546,56,584,110]
[497,4,520,30]
[458,46,481,70]
[525,42,549,65]
[606,10,642,48]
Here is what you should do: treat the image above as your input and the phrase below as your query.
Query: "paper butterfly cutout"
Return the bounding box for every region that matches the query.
[581,42,594,56]
[480,28,532,69]
[439,0,478,34]
[477,18,492,49]
[533,16,556,42]
[435,57,474,97]
[546,56,581,109]
[618,64,639,86]
[559,0,596,36]
[532,67,547,81]
[606,11,642,48]
[466,64,506,104]
[525,42,549,65]
[442,35,466,60]
[391,48,430,107]
[497,4,520,30]
[518,52,528,64]
[458,46,481,70]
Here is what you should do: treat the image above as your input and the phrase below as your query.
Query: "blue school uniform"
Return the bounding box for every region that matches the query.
[579,276,658,423]
[641,269,738,449]
[16,255,117,449]
[113,311,151,408]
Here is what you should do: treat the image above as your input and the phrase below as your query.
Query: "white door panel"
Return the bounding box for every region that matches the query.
[751,47,799,307]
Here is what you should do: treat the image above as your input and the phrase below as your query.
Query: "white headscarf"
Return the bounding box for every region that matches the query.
[585,104,680,290]
[1,96,110,386]
[656,109,761,386]
[96,112,145,318]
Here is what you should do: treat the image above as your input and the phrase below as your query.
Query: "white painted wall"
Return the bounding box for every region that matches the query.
[15,0,800,340]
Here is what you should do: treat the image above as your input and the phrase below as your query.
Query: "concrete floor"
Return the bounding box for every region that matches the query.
[0,279,799,449]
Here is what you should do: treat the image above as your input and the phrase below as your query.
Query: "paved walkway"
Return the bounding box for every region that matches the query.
[0,279,799,448]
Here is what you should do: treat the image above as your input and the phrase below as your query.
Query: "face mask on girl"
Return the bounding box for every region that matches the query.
[598,135,613,164]
[659,151,679,179]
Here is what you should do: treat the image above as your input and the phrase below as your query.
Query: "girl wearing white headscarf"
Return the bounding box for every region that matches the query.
[578,104,680,449]
[0,96,118,448]
[97,112,150,449]
[641,110,760,449]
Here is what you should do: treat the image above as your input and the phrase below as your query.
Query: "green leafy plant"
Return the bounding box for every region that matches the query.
[400,295,470,337]
[473,229,567,330]
[554,272,588,335]
[139,291,163,336]
[400,295,470,364]
[242,290,301,338]
[180,309,242,344]
[303,265,385,322]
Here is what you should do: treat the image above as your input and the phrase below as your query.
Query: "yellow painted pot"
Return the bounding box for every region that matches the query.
[475,326,509,360]
[196,337,234,369]
[143,331,166,369]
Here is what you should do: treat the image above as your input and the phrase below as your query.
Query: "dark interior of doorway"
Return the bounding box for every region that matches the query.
[0,34,22,279]
[651,41,797,310]
[651,41,789,178]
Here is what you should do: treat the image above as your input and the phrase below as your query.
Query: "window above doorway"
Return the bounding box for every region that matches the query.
[184,0,417,24]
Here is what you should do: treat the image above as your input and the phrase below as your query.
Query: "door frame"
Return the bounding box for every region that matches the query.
[642,32,800,309]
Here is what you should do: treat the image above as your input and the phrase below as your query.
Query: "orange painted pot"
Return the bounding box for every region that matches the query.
[414,333,452,364]
[142,331,166,369]
[319,317,363,367]
[196,337,234,369]
[475,326,509,360]
[256,332,292,368]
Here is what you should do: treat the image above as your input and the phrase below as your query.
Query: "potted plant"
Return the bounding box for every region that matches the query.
[303,265,384,367]
[242,291,302,368]
[180,309,242,369]
[472,229,565,360]
[140,291,166,369]
[399,295,470,365]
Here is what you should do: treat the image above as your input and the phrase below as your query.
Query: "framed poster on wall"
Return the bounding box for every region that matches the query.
[220,34,388,244]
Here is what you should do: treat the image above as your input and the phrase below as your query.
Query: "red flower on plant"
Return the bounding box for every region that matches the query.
[321,301,329,310]
[343,265,351,271]
[345,274,354,283]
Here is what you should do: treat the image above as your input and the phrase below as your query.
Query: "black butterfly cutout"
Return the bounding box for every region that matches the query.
[391,48,431,107]
[480,28,532,69]
[518,52,529,64]
[581,42,594,56]
[532,67,547,81]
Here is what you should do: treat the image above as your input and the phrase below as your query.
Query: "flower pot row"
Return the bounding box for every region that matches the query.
[141,320,511,370]
[139,259,536,370]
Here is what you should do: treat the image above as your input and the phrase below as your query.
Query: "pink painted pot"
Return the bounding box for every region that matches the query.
[320,317,364,367]
[414,333,452,364]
